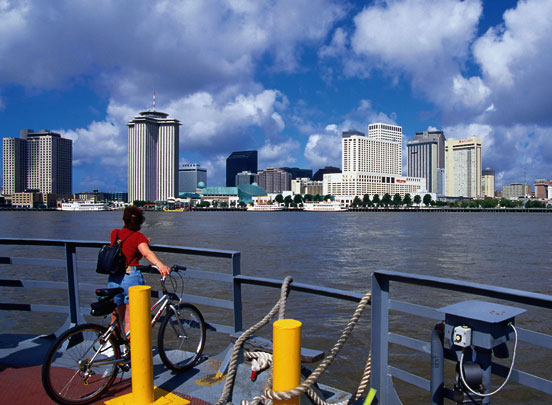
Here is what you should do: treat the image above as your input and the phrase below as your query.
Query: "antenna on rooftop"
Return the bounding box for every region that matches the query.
[153,92,156,111]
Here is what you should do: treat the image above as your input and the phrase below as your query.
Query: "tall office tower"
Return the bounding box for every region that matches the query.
[368,123,403,174]
[444,137,482,198]
[127,110,180,202]
[226,150,257,187]
[2,129,72,195]
[178,164,207,194]
[407,130,446,193]
[256,167,291,193]
[482,168,495,198]
[342,124,402,176]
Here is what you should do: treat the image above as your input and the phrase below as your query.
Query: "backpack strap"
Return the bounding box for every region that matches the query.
[112,229,135,247]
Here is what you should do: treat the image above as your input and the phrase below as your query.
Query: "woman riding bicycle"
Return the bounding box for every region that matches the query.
[108,206,170,334]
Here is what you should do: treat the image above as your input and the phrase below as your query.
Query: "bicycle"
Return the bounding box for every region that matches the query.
[41,264,206,405]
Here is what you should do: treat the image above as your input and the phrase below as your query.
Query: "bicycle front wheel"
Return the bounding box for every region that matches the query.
[158,303,206,371]
[41,323,121,404]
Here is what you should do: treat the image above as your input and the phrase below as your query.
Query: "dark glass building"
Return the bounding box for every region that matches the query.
[226,150,257,187]
[280,167,313,180]
[313,166,341,181]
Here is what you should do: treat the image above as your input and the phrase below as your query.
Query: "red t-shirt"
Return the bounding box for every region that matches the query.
[110,228,149,267]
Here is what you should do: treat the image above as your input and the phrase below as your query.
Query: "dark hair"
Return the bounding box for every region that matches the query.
[123,206,145,231]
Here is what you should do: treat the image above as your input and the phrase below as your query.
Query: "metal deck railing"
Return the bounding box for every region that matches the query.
[1,238,551,404]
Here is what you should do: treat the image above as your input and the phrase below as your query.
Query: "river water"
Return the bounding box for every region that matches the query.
[1,210,551,403]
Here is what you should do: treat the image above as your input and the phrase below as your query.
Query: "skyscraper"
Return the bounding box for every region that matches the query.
[407,130,446,194]
[342,124,402,175]
[2,129,72,195]
[127,110,180,202]
[482,168,495,198]
[256,167,291,193]
[178,164,207,194]
[445,137,482,198]
[226,150,257,187]
[323,125,425,201]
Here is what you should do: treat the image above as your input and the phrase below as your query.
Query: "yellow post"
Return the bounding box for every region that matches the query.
[273,319,302,405]
[129,285,154,405]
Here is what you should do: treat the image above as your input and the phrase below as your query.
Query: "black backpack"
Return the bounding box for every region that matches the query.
[96,230,134,276]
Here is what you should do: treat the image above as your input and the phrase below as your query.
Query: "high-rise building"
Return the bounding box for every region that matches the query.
[256,167,291,193]
[127,110,180,202]
[2,129,72,195]
[444,137,482,198]
[323,126,425,202]
[226,151,257,187]
[342,124,402,176]
[482,168,495,198]
[407,130,446,194]
[178,164,207,194]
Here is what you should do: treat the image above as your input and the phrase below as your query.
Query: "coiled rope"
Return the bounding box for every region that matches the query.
[215,276,372,405]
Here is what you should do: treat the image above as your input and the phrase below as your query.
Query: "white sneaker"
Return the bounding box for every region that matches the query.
[102,346,115,357]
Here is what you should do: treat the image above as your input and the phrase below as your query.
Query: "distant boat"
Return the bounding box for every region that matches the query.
[303,201,346,212]
[246,204,283,212]
[163,207,186,212]
[58,201,111,211]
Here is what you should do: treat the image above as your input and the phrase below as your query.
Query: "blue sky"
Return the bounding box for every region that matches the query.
[1,0,551,192]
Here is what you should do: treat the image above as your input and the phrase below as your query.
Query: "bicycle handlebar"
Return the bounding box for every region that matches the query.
[135,264,186,274]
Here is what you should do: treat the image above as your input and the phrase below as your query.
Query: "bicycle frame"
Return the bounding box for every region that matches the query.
[89,275,185,368]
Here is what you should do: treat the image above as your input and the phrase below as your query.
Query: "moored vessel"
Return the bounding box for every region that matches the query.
[246,203,284,211]
[58,201,111,211]
[303,201,346,211]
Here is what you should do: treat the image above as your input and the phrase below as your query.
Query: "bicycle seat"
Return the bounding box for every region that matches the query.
[95,287,124,298]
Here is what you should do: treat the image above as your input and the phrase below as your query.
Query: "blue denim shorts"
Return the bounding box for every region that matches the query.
[107,267,145,306]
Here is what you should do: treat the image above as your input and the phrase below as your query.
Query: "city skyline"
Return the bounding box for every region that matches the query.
[1,0,550,191]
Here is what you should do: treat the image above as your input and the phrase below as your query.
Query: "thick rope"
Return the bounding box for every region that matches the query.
[217,276,372,405]
[215,276,293,405]
[260,290,372,405]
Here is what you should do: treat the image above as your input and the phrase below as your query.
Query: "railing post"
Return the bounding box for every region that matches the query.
[232,252,243,333]
[371,271,390,404]
[61,242,85,334]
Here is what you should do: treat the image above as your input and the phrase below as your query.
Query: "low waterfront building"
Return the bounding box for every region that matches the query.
[235,171,257,186]
[179,164,207,193]
[323,172,425,202]
[502,183,526,199]
[534,179,551,200]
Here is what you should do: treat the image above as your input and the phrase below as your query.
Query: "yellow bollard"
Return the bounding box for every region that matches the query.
[273,319,302,405]
[129,285,154,405]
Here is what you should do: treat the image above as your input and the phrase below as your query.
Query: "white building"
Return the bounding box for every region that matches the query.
[324,125,424,202]
[342,124,402,175]
[445,137,482,198]
[324,172,425,204]
[127,110,180,202]
[2,129,72,195]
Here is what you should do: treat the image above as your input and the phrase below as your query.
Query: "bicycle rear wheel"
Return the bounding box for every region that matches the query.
[41,323,121,404]
[158,303,206,371]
